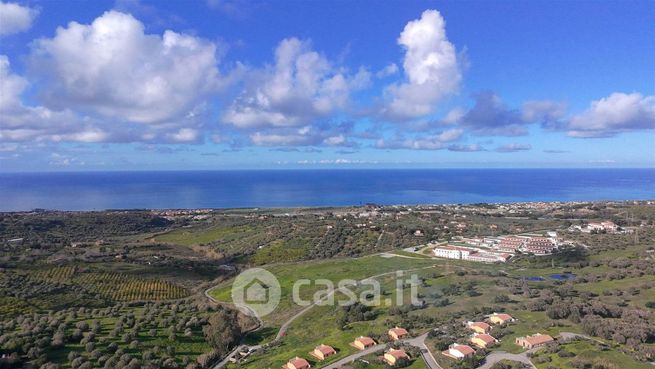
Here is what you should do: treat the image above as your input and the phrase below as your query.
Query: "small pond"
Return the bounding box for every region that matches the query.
[549,273,576,280]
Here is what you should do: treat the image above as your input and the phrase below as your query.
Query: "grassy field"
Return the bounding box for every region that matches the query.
[155,224,254,246]
[531,339,652,369]
[208,254,439,325]
[249,238,312,264]
[214,247,655,369]
[222,259,515,367]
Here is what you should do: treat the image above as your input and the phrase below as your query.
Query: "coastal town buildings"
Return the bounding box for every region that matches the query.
[429,231,562,263]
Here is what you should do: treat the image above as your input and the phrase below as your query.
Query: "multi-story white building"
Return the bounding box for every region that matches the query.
[433,245,472,259]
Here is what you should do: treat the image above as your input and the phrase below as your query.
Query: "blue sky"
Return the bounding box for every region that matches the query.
[0,0,653,171]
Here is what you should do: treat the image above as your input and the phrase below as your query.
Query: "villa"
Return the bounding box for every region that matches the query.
[585,220,619,233]
[489,313,514,325]
[470,333,497,348]
[442,343,475,360]
[466,321,491,334]
[515,333,555,349]
[309,344,336,360]
[351,336,376,350]
[383,349,410,365]
[388,326,409,340]
[283,357,311,369]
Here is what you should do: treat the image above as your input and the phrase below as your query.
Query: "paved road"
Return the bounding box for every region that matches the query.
[476,331,596,369]
[476,350,537,369]
[207,260,440,368]
[212,345,246,369]
[204,289,263,369]
[403,333,442,369]
[319,344,386,369]
[318,333,442,369]
[277,263,438,340]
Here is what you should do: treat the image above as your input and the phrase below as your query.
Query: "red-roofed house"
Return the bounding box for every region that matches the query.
[309,344,336,360]
[388,326,409,340]
[283,357,311,369]
[351,336,376,350]
[466,321,490,334]
[383,349,410,365]
[515,334,554,349]
[442,343,475,360]
[489,313,514,325]
[470,333,497,348]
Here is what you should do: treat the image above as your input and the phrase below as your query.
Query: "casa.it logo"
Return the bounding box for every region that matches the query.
[231,268,281,318]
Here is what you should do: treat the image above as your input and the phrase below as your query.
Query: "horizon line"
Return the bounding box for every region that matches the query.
[1,167,655,174]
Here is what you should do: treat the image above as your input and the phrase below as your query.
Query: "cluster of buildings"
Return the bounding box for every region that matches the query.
[152,208,213,221]
[281,316,557,368]
[442,313,555,362]
[432,244,513,263]
[570,220,622,234]
[282,327,411,368]
[442,313,513,361]
[431,232,561,262]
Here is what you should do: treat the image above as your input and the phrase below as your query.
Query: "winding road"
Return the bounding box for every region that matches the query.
[205,251,611,369]
[206,257,439,368]
[476,349,538,369]
[318,333,441,369]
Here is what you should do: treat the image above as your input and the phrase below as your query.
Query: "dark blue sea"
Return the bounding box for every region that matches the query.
[0,169,653,211]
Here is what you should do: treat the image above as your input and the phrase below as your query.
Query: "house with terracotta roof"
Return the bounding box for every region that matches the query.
[489,313,514,325]
[442,343,475,360]
[466,321,490,334]
[383,348,410,365]
[350,336,376,350]
[515,333,554,349]
[388,326,409,340]
[283,357,311,369]
[470,333,497,348]
[309,344,336,360]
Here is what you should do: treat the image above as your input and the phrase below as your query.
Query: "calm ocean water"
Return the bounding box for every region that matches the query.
[0,169,653,211]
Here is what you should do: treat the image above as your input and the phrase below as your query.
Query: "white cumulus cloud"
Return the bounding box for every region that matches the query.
[0,1,38,36]
[375,128,463,150]
[29,10,222,126]
[223,37,370,129]
[0,55,105,143]
[567,92,655,138]
[381,9,461,121]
